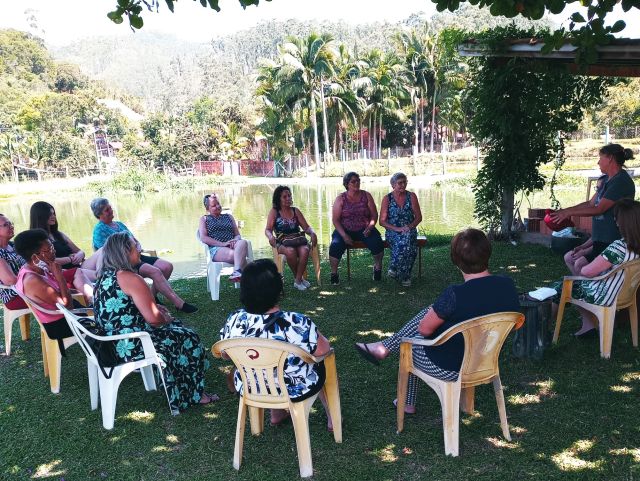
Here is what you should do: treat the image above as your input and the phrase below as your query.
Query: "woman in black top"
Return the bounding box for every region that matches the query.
[355,228,519,413]
[29,201,102,282]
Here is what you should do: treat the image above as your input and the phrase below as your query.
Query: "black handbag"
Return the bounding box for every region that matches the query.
[278,232,308,247]
[77,317,121,379]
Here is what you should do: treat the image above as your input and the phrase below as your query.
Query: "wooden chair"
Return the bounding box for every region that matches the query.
[272,243,322,286]
[17,292,89,394]
[553,258,640,359]
[212,338,342,478]
[396,311,524,457]
[1,284,32,355]
[57,303,172,429]
[196,230,254,301]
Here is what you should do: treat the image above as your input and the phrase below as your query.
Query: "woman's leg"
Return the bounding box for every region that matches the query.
[80,248,103,272]
[279,245,301,282]
[138,263,185,309]
[72,268,94,305]
[233,240,249,271]
[328,230,347,275]
[154,258,174,280]
[362,227,384,271]
[295,245,310,283]
[575,305,598,334]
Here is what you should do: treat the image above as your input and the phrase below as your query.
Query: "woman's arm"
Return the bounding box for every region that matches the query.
[417,307,445,337]
[551,198,615,222]
[116,270,170,327]
[314,332,331,357]
[199,216,227,248]
[378,195,393,230]
[363,192,379,235]
[265,209,278,247]
[580,255,613,278]
[408,193,423,230]
[23,265,74,309]
[0,258,18,286]
[331,195,351,242]
[60,232,85,265]
[296,209,317,247]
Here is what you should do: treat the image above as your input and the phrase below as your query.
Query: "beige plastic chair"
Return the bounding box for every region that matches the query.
[396,311,524,457]
[57,303,172,429]
[272,243,322,286]
[18,292,89,394]
[553,258,640,359]
[212,338,342,478]
[1,284,32,355]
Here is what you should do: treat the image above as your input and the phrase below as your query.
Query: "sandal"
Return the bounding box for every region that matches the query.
[354,343,380,366]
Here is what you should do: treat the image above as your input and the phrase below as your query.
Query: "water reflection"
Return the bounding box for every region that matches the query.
[0,183,584,279]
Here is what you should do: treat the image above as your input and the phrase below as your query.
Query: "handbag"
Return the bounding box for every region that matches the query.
[77,317,121,379]
[278,231,308,247]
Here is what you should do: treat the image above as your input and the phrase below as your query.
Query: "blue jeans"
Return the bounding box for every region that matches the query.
[329,227,384,260]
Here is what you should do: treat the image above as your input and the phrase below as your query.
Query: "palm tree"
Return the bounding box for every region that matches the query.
[279,33,337,169]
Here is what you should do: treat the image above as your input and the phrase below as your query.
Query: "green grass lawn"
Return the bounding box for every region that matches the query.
[1,240,639,481]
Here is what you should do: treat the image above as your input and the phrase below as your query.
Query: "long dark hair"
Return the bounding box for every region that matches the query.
[29,201,63,241]
[615,199,640,254]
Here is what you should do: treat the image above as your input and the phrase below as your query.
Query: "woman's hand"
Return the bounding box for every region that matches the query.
[310,232,318,247]
[550,209,570,222]
[70,250,85,265]
[268,235,277,247]
[228,239,238,249]
[342,233,354,246]
[157,305,174,324]
[363,226,372,237]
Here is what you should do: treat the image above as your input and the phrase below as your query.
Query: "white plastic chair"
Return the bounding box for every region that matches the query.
[1,284,32,355]
[57,303,172,430]
[196,229,254,301]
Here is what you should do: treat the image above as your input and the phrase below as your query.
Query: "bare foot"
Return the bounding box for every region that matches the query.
[356,342,389,361]
[270,409,290,426]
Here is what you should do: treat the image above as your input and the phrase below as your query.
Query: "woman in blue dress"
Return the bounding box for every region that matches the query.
[94,232,217,414]
[379,172,422,286]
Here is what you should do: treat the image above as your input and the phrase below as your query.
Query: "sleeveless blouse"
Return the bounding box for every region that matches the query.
[387,192,415,228]
[14,266,63,323]
[340,191,371,231]
[274,208,301,235]
[204,214,235,243]
[52,236,74,269]
[0,242,26,303]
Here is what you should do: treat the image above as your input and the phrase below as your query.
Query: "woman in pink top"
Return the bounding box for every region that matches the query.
[329,172,384,285]
[14,229,93,354]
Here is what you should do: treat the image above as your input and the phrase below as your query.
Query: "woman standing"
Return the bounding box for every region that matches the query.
[30,201,102,282]
[379,173,422,287]
[265,186,317,290]
[551,144,635,262]
[199,193,249,282]
[329,172,384,285]
[94,233,217,413]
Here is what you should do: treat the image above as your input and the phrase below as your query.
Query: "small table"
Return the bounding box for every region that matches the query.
[512,295,552,360]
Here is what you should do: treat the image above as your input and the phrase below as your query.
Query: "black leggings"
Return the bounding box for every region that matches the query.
[42,317,73,356]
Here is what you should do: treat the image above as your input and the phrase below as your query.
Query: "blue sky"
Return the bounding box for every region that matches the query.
[1,0,638,45]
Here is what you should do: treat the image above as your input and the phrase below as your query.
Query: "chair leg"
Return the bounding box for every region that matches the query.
[45,337,62,394]
[40,330,49,377]
[396,343,412,434]
[440,382,461,457]
[140,365,157,391]
[248,407,264,435]
[3,315,12,356]
[553,280,573,343]
[98,373,122,430]
[210,264,222,301]
[492,377,511,441]
[19,314,31,341]
[460,386,475,414]
[290,396,317,478]
[629,302,638,348]
[311,246,321,286]
[323,353,342,443]
[233,398,247,471]
[599,308,615,359]
[88,363,99,410]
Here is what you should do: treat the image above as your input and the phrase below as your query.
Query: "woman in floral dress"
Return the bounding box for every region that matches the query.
[379,172,422,286]
[94,232,217,414]
[551,199,640,336]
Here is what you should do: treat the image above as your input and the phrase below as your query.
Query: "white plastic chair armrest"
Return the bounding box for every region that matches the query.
[563,260,631,283]
[400,336,438,347]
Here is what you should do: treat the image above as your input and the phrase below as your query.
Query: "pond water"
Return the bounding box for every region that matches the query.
[0,182,585,279]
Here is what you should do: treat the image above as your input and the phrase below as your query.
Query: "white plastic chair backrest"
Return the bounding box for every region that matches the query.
[615,258,640,307]
[426,312,524,386]
[56,303,99,367]
[213,338,316,406]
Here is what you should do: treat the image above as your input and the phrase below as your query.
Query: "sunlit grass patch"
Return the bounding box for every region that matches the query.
[551,439,603,472]
[372,444,399,463]
[122,410,155,423]
[610,448,640,463]
[609,385,632,393]
[357,329,395,338]
[33,460,65,478]
[620,372,640,383]
[484,436,519,450]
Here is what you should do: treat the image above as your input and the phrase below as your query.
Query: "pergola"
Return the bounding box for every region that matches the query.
[458,37,640,77]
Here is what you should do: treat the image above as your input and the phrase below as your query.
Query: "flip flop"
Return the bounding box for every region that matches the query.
[354,343,380,366]
[199,392,220,405]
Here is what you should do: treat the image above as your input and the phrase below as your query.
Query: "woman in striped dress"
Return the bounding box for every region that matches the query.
[551,199,640,337]
[198,194,249,282]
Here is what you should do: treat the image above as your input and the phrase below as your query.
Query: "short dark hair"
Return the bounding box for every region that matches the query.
[272,185,291,210]
[342,171,360,190]
[14,228,50,261]
[239,259,283,314]
[30,201,63,241]
[600,143,634,166]
[450,228,492,274]
[203,193,218,209]
[615,199,640,255]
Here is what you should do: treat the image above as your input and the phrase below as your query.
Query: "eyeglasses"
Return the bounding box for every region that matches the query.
[39,242,55,254]
[0,221,13,228]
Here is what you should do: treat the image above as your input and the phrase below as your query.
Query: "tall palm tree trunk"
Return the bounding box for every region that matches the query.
[320,79,331,160]
[429,83,438,154]
[310,93,321,170]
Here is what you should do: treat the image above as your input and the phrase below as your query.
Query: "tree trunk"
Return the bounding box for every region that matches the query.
[372,114,377,159]
[414,95,419,154]
[379,111,383,156]
[500,186,515,237]
[430,82,438,154]
[310,93,321,170]
[420,99,425,153]
[320,78,331,159]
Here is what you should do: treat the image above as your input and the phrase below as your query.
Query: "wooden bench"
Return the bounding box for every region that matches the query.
[346,235,428,280]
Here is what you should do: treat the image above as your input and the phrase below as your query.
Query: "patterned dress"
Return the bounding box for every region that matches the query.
[0,242,26,304]
[551,239,639,306]
[385,192,418,281]
[220,309,325,400]
[94,269,210,413]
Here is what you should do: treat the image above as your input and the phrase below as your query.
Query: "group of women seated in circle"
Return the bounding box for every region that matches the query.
[0,143,637,418]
